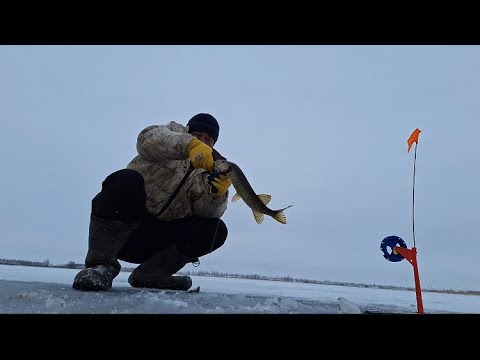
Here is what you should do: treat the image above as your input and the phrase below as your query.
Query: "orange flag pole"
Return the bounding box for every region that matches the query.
[404,128,424,313]
[393,246,424,313]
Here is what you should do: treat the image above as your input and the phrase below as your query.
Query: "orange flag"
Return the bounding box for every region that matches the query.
[407,128,421,153]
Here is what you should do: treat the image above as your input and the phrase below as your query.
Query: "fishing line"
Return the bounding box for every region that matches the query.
[209,218,221,253]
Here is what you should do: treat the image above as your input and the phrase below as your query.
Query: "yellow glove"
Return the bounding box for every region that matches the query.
[208,171,232,198]
[187,138,214,172]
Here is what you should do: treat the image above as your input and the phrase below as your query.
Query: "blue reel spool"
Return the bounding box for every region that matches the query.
[380,235,407,262]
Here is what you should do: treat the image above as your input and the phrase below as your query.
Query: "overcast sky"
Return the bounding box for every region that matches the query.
[1,45,479,291]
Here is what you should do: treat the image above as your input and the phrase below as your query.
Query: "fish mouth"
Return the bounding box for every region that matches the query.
[214,160,230,173]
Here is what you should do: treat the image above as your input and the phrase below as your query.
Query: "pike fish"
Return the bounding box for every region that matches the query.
[214,160,293,225]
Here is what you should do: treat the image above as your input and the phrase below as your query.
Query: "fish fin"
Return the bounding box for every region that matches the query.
[257,194,272,206]
[273,211,287,224]
[272,205,293,225]
[253,211,264,224]
[232,193,242,202]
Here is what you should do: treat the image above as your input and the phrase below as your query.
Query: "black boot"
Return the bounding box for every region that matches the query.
[128,245,198,291]
[72,214,139,291]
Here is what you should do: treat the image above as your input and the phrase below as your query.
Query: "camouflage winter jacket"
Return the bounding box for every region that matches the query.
[126,121,228,221]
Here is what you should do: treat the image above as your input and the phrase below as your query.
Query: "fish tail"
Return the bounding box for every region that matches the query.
[272,205,293,224]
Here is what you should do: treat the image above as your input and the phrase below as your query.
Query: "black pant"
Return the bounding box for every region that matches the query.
[91,169,228,263]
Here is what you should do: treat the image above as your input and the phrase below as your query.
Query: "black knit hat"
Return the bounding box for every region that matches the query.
[187,113,219,143]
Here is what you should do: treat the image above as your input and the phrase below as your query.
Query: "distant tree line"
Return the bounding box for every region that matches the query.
[1,258,479,296]
[0,258,54,268]
[0,258,135,271]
